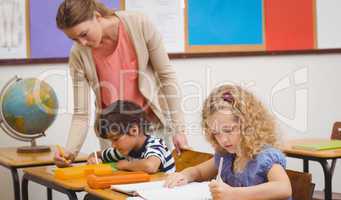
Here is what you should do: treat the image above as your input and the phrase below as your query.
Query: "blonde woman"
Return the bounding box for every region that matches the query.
[165,85,292,200]
[54,0,188,167]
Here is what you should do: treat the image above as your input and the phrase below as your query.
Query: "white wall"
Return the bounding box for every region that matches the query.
[0,53,341,199]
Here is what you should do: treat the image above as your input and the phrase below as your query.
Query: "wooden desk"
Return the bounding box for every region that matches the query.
[0,146,87,200]
[21,166,88,200]
[84,173,166,200]
[281,139,341,200]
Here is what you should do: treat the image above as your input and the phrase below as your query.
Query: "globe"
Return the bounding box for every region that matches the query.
[0,76,58,153]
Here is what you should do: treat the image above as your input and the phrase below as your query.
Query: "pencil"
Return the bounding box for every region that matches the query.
[94,151,99,164]
[56,144,69,163]
[216,157,223,182]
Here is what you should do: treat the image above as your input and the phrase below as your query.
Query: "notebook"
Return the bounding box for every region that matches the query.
[292,140,341,151]
[111,180,212,200]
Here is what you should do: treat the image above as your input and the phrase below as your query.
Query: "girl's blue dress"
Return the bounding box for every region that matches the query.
[214,147,292,200]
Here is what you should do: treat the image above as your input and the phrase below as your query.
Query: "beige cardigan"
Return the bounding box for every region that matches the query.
[65,11,185,154]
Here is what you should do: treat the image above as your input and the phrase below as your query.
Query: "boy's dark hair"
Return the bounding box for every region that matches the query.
[97,100,151,139]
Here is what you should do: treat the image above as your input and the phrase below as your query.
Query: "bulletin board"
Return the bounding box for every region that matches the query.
[185,0,265,53]
[1,0,341,65]
[185,0,317,53]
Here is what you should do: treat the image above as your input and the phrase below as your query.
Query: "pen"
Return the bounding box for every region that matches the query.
[216,157,223,182]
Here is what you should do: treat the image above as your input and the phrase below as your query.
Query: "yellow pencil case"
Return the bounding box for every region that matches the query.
[54,163,116,180]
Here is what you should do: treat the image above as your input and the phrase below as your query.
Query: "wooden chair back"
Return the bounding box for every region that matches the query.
[172,149,213,172]
[286,169,315,200]
[331,122,341,140]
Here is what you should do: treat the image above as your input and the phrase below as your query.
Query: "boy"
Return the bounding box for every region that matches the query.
[88,100,175,174]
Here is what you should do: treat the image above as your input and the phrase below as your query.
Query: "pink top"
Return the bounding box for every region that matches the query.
[92,22,154,119]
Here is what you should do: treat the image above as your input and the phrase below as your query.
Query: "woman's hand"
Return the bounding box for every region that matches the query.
[172,132,191,155]
[54,148,74,168]
[209,180,235,200]
[87,152,102,165]
[164,172,189,188]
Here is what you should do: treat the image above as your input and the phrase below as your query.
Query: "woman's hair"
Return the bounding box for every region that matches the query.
[96,100,151,139]
[202,84,278,160]
[56,0,115,30]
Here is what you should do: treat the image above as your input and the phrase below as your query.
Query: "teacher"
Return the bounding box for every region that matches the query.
[54,0,189,167]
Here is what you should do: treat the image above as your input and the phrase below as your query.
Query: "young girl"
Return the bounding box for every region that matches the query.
[165,85,292,200]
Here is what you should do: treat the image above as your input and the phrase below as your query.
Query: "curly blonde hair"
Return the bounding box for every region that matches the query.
[202,85,279,161]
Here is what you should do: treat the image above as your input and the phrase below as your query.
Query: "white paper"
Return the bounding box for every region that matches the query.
[111,180,165,193]
[112,180,212,200]
[125,0,185,53]
[0,0,27,59]
[180,0,185,9]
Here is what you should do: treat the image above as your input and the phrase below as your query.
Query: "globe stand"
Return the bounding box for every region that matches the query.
[16,139,51,153]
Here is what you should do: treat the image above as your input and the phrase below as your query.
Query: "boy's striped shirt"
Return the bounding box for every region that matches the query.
[101,136,176,173]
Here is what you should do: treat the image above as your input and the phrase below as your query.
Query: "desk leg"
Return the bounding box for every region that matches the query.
[47,188,52,200]
[21,173,78,200]
[303,159,309,172]
[22,174,29,200]
[10,167,21,200]
[83,194,102,200]
[65,192,78,200]
[319,160,332,200]
[22,176,53,200]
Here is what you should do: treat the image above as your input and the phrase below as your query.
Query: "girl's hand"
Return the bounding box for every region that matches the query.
[87,152,102,165]
[209,180,235,200]
[164,172,189,188]
[54,149,74,168]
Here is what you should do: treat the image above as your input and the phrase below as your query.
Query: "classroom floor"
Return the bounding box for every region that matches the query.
[313,191,341,200]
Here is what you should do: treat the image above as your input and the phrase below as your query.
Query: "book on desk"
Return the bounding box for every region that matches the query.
[292,140,341,151]
[111,180,212,200]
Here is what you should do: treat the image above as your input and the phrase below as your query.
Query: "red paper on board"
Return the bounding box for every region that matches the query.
[264,0,316,51]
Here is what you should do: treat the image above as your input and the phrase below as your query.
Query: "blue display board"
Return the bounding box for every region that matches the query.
[187,0,263,46]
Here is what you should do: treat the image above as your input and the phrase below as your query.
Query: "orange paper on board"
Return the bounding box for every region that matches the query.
[264,0,316,51]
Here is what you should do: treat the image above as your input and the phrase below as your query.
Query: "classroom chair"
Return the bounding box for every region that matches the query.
[313,122,341,200]
[172,149,213,172]
[286,169,315,200]
[331,121,341,140]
